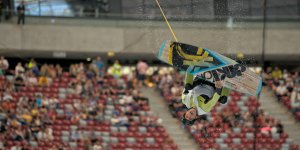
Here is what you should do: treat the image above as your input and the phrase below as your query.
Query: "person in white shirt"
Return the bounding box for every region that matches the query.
[92,141,103,150]
[291,85,300,114]
[15,62,25,77]
[276,82,287,98]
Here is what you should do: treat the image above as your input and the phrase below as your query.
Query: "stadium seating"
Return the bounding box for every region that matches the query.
[265,69,300,121]
[0,70,177,150]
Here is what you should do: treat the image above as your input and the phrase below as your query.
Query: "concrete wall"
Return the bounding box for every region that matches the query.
[0,19,299,61]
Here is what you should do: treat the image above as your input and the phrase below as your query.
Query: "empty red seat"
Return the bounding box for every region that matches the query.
[136,137,144,143]
[296,112,300,121]
[280,133,288,139]
[224,138,233,144]
[126,132,134,137]
[129,126,137,132]
[291,144,299,150]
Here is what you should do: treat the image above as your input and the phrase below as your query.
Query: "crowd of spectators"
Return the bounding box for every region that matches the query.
[153,70,299,149]
[263,66,300,120]
[0,56,166,150]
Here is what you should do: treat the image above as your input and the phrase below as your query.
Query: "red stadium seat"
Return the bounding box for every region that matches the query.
[296,112,300,121]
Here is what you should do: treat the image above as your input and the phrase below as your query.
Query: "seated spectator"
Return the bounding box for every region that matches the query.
[14,75,25,92]
[275,120,284,134]
[31,106,39,117]
[22,110,33,124]
[275,82,288,99]
[111,114,120,125]
[30,117,42,139]
[282,69,289,79]
[37,128,47,141]
[35,94,43,107]
[272,67,283,79]
[75,83,83,95]
[293,72,300,84]
[261,125,271,135]
[26,71,38,86]
[12,127,24,141]
[119,92,133,105]
[286,78,294,93]
[291,84,300,114]
[38,76,48,86]
[272,77,280,89]
[2,92,13,102]
[71,130,82,141]
[117,112,129,126]
[262,67,273,84]
[1,99,12,112]
[92,140,103,150]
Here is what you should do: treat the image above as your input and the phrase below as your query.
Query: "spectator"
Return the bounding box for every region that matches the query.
[37,127,53,141]
[75,83,83,95]
[55,64,63,77]
[111,60,122,78]
[110,114,120,125]
[2,92,13,102]
[40,64,48,76]
[275,82,288,99]
[17,1,25,25]
[292,72,300,84]
[21,110,32,124]
[71,130,82,141]
[119,91,133,105]
[286,78,294,93]
[136,60,148,87]
[276,120,284,134]
[272,67,282,79]
[12,127,24,141]
[77,62,85,73]
[261,125,271,135]
[283,69,289,79]
[14,75,25,92]
[291,84,300,114]
[38,76,48,86]
[0,56,9,75]
[15,62,25,77]
[35,94,43,107]
[69,64,77,77]
[92,140,103,150]
[93,56,105,77]
[26,71,38,86]
[48,64,57,78]
[117,112,129,126]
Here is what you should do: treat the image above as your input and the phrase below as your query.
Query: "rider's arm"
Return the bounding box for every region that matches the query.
[184,72,194,85]
[221,87,230,97]
[183,72,194,94]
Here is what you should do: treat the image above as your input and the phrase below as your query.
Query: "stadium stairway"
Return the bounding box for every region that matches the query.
[141,87,199,150]
[260,87,300,144]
